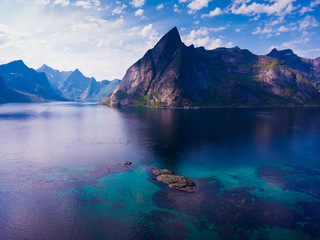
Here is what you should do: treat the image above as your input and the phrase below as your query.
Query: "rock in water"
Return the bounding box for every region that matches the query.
[152,168,174,176]
[124,161,132,165]
[152,168,196,193]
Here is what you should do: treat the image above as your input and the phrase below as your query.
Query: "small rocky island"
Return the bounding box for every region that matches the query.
[152,168,196,193]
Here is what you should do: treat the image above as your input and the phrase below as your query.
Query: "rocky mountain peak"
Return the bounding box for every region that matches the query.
[153,27,183,58]
[11,59,25,65]
[6,60,28,70]
[40,64,49,68]
[70,68,84,78]
[37,64,52,72]
[268,48,295,57]
[269,48,278,54]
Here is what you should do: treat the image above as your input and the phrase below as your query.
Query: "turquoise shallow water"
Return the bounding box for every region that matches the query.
[0,102,320,239]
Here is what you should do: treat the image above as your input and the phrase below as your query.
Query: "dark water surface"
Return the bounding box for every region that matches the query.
[1,102,320,239]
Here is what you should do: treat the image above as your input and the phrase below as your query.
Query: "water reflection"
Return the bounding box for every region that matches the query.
[115,107,320,170]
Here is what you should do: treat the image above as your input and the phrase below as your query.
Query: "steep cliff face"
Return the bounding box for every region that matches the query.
[103,27,320,107]
[267,48,320,90]
[108,27,188,106]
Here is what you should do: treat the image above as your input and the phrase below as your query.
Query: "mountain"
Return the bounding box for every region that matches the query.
[102,27,320,107]
[267,48,320,90]
[0,76,28,103]
[37,65,120,101]
[86,79,121,101]
[59,69,95,100]
[0,60,64,103]
[37,64,72,94]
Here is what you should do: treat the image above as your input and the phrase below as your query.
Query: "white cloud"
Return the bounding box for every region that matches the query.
[301,31,309,37]
[156,4,164,10]
[173,4,182,13]
[277,26,290,32]
[201,7,223,18]
[310,0,320,7]
[269,16,284,26]
[187,0,212,14]
[0,1,165,81]
[235,28,241,32]
[140,24,154,37]
[250,15,299,38]
[53,0,69,6]
[140,24,159,48]
[299,15,319,30]
[74,0,101,9]
[134,9,143,16]
[112,4,127,15]
[130,0,145,8]
[179,0,188,3]
[182,27,231,50]
[210,27,226,32]
[229,0,297,16]
[33,0,50,5]
[252,27,272,35]
[250,14,261,21]
[293,48,320,57]
[299,6,314,15]
[0,23,31,44]
[271,37,310,51]
[300,0,320,14]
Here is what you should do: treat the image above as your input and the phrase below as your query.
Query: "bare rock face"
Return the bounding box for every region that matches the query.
[152,168,196,193]
[267,48,320,91]
[102,27,320,107]
[152,169,174,176]
[260,67,296,96]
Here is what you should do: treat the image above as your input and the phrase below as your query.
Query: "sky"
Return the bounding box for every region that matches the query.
[0,0,319,81]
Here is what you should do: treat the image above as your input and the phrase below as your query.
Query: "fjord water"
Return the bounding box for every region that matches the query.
[1,102,320,240]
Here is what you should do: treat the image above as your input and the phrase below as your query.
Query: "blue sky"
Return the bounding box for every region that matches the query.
[0,0,319,80]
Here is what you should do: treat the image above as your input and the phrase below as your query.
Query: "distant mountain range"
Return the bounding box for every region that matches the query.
[37,65,120,101]
[0,60,120,103]
[103,27,320,107]
[0,60,64,103]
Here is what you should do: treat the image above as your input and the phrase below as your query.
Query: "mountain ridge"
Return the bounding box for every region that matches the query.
[37,65,120,101]
[267,48,320,90]
[102,27,320,108]
[0,60,65,103]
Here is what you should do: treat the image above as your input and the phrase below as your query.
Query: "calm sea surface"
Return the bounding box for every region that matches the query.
[1,102,320,240]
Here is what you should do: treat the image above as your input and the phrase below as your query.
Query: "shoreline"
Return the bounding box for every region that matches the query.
[101,103,320,110]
